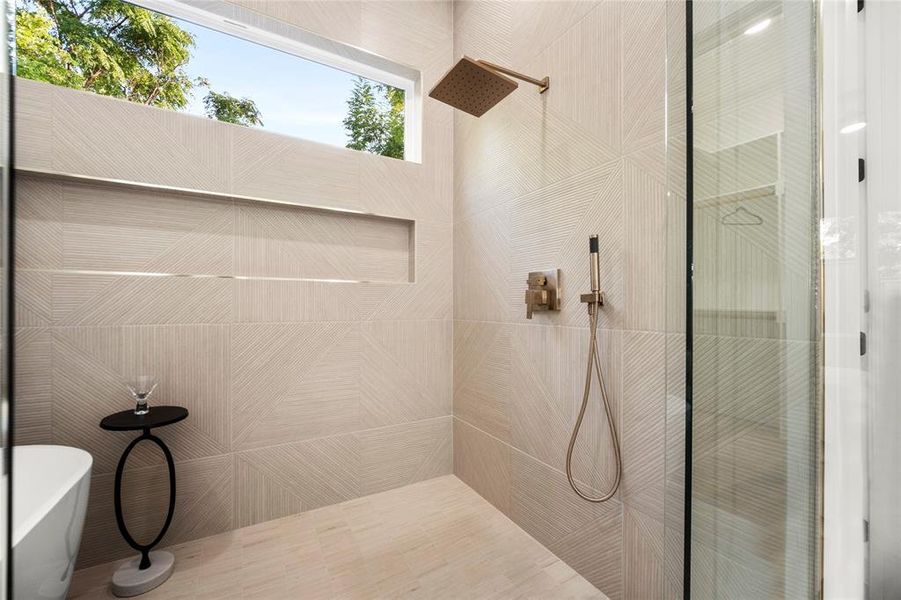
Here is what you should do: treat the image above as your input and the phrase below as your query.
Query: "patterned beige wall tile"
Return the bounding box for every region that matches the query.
[622,331,666,522]
[551,509,624,600]
[16,0,456,568]
[60,182,234,275]
[53,273,232,326]
[52,85,231,193]
[420,100,455,224]
[509,324,572,469]
[361,320,452,428]
[15,328,51,406]
[225,0,362,47]
[664,333,686,595]
[445,1,675,597]
[14,328,53,445]
[233,453,304,529]
[453,204,512,322]
[78,454,234,568]
[666,191,687,335]
[549,329,623,497]
[52,325,231,474]
[452,100,523,222]
[231,321,358,449]
[692,336,802,452]
[14,402,53,446]
[511,2,600,67]
[509,161,624,329]
[457,92,622,226]
[624,505,665,600]
[622,1,666,154]
[352,215,414,283]
[231,127,360,211]
[14,79,54,171]
[453,417,513,514]
[359,153,451,224]
[233,324,360,451]
[529,1,620,153]
[511,324,623,495]
[235,199,411,282]
[365,220,452,321]
[235,433,361,515]
[453,1,513,68]
[358,416,452,495]
[233,279,386,323]
[453,320,512,442]
[360,0,452,68]
[624,146,666,332]
[510,449,623,599]
[16,175,62,270]
[15,271,52,328]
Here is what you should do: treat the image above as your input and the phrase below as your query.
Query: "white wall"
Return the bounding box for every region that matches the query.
[822,0,867,597]
[863,1,901,597]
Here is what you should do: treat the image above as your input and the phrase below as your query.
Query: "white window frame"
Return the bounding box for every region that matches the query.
[129,0,422,162]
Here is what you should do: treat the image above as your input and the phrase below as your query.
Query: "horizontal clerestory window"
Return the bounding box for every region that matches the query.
[15,0,421,160]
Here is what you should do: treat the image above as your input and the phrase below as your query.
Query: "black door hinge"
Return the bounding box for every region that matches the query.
[859,158,866,182]
[858,0,865,13]
[861,331,867,356]
[864,519,870,542]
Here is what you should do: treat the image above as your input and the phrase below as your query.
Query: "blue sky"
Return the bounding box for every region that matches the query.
[174,16,358,148]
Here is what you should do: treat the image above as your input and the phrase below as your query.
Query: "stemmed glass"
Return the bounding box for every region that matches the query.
[126,375,158,416]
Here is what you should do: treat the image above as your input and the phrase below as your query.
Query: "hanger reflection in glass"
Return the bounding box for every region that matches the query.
[721,205,763,226]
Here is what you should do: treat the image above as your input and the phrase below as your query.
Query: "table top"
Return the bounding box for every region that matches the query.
[100,406,189,431]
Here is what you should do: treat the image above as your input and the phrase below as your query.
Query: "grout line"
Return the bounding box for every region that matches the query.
[452,415,621,503]
[89,414,454,479]
[19,319,455,330]
[453,318,670,335]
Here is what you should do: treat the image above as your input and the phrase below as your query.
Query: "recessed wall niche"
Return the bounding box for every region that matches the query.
[17,172,415,285]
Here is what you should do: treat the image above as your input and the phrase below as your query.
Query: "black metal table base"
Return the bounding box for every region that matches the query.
[114,430,176,570]
[99,405,189,585]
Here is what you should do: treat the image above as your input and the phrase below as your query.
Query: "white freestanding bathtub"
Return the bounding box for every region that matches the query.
[13,445,92,600]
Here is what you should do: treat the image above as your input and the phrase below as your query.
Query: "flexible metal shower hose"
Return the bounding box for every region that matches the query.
[565,304,622,502]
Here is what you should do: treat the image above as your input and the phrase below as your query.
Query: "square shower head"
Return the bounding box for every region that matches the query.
[428,56,518,117]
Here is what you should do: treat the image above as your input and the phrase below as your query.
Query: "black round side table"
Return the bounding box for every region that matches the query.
[99,406,188,597]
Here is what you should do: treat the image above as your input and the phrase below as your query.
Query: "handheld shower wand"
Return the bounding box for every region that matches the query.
[566,235,622,502]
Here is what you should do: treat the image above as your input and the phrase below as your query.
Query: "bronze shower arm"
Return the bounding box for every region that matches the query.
[475,59,550,93]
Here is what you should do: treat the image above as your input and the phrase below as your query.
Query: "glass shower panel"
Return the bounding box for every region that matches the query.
[0,0,10,596]
[0,0,10,595]
[689,0,821,598]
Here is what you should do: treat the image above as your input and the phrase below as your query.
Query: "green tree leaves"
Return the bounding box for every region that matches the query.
[16,0,408,158]
[15,6,81,86]
[202,90,263,127]
[15,0,262,125]
[343,76,405,159]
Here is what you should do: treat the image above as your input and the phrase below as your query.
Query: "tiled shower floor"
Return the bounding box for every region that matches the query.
[68,475,605,599]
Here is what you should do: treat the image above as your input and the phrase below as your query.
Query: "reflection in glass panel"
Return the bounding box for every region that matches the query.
[690,1,821,597]
[0,0,9,597]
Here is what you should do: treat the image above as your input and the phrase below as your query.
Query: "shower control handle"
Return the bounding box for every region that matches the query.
[524,270,561,319]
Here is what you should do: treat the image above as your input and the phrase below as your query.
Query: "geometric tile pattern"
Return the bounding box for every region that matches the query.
[14,0,455,571]
[622,1,666,154]
[77,454,235,569]
[14,3,689,596]
[453,1,677,598]
[622,331,667,522]
[624,506,665,600]
[69,476,605,600]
